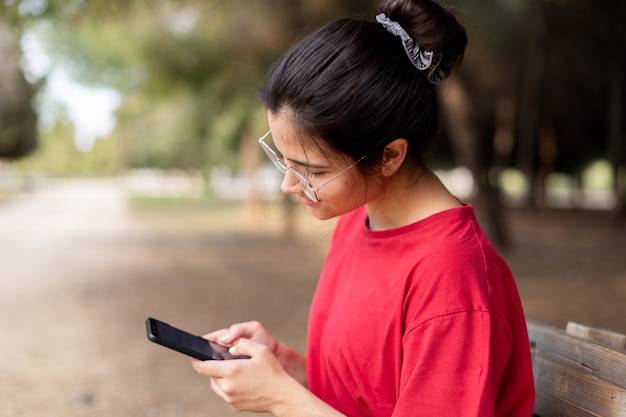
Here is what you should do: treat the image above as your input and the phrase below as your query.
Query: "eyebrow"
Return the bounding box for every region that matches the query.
[285,157,329,170]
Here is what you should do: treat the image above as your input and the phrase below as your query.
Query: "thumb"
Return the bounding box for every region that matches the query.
[229,338,268,359]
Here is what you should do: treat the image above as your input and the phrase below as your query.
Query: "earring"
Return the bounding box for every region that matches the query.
[384,168,393,177]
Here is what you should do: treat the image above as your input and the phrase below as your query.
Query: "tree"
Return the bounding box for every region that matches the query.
[514,0,626,214]
[0,17,39,159]
[437,0,626,246]
[17,0,374,170]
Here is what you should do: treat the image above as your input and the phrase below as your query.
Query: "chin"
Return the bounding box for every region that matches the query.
[306,204,352,222]
[306,206,333,221]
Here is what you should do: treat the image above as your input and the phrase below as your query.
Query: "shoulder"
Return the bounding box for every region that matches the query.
[401,206,516,325]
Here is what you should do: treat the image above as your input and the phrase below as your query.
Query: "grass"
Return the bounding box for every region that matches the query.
[127,195,241,213]
[126,194,336,240]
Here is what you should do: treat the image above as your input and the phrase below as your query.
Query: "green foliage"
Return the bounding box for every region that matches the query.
[9,0,379,173]
[114,90,203,169]
[449,0,528,50]
[12,120,123,176]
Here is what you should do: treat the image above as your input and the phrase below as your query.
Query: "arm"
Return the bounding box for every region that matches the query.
[393,312,500,416]
[273,340,308,387]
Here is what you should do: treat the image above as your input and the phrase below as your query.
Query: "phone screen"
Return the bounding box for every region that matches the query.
[146,317,248,360]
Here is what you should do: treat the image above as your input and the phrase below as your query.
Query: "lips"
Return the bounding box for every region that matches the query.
[299,195,317,206]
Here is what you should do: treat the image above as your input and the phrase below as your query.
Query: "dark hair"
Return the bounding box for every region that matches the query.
[258,0,467,174]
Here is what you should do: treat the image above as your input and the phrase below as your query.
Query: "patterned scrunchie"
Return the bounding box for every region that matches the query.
[376,13,450,83]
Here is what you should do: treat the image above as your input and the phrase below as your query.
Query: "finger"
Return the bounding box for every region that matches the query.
[210,377,240,411]
[229,337,270,359]
[220,321,262,344]
[191,358,233,378]
[201,328,230,343]
[210,377,227,400]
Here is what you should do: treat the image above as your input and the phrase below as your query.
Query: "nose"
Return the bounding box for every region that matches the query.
[280,169,302,196]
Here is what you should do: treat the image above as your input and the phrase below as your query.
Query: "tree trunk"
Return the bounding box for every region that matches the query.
[607,59,625,219]
[0,18,39,159]
[515,0,546,209]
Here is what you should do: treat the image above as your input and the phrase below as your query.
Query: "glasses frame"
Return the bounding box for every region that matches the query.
[258,130,366,203]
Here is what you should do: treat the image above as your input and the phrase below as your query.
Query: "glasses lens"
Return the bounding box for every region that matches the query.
[302,183,319,203]
[259,131,319,203]
[286,168,318,203]
[260,143,286,174]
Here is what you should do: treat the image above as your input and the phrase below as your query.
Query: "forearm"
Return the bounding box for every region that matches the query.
[270,378,346,417]
[274,342,308,387]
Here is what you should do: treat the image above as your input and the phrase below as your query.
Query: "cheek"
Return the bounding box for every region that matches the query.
[309,193,370,220]
[346,172,381,203]
[344,178,370,206]
[319,175,372,216]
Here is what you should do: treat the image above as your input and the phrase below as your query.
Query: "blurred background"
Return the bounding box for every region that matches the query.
[0,0,625,416]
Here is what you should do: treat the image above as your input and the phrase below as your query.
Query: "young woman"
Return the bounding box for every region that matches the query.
[191,0,536,415]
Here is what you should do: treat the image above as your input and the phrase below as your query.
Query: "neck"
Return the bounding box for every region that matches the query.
[365,169,462,231]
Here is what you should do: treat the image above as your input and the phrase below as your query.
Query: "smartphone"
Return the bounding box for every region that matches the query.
[146,317,249,360]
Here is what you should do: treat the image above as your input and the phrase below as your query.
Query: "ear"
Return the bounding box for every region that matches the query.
[381,138,408,176]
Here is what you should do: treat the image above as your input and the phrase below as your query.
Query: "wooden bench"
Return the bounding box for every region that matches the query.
[527,319,626,416]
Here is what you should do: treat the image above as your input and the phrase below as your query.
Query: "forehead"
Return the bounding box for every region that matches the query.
[267,111,330,160]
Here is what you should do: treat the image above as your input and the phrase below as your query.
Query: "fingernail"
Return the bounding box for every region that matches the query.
[219,334,231,343]
[229,345,238,355]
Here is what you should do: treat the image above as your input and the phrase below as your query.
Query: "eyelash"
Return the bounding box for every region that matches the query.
[279,156,326,179]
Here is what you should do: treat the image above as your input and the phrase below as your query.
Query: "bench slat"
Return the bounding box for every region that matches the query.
[532,349,626,416]
[528,320,626,387]
[566,321,626,351]
[527,320,626,417]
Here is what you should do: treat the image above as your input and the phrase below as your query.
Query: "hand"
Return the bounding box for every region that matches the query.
[191,337,296,413]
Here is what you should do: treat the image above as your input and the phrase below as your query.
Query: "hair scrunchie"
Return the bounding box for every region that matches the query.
[376,13,449,83]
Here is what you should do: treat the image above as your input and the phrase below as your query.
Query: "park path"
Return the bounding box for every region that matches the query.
[0,179,131,297]
[0,179,323,417]
[0,179,144,416]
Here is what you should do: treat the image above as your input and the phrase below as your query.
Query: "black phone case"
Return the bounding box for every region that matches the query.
[146,317,249,360]
[146,317,216,360]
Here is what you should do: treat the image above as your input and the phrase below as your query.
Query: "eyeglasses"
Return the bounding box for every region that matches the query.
[258,130,365,203]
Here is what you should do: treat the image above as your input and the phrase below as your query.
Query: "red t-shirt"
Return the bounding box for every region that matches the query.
[307,205,535,417]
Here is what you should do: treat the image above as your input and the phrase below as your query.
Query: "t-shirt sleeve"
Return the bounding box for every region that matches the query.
[392,310,509,417]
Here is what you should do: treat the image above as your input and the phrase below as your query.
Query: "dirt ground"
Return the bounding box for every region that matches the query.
[0,179,624,417]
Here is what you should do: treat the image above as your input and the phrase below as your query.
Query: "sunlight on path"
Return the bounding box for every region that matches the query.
[0,178,131,295]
